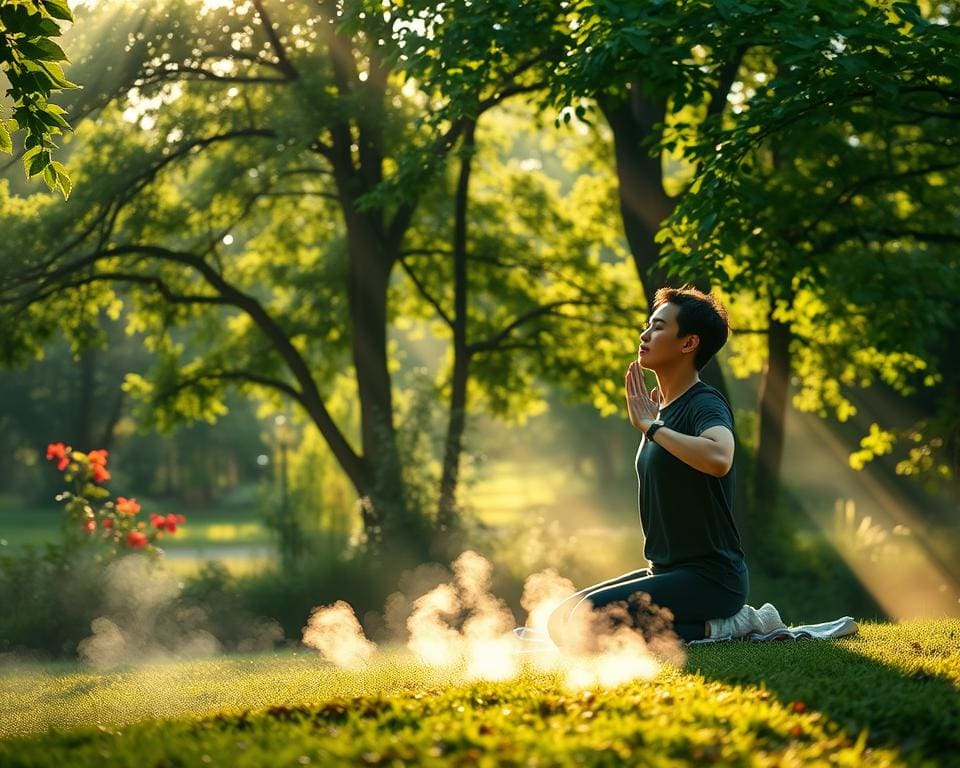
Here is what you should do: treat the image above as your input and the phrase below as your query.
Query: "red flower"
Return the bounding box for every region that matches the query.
[102,518,114,530]
[162,513,181,533]
[91,463,111,484]
[87,449,109,467]
[46,442,67,460]
[149,513,165,529]
[46,442,72,471]
[116,497,141,516]
[126,530,148,549]
[83,519,96,533]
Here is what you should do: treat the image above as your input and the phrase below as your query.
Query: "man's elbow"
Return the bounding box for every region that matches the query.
[708,453,734,478]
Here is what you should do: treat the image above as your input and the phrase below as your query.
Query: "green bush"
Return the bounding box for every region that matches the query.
[238,550,395,643]
[0,543,108,658]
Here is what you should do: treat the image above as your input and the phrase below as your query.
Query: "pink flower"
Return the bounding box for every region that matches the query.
[83,519,96,534]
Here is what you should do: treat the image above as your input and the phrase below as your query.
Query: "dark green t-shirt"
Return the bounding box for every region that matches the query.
[634,380,746,586]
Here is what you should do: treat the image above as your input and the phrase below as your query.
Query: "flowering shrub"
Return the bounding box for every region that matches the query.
[45,442,186,554]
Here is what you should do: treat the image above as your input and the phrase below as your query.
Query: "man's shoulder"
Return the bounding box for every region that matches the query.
[690,382,735,420]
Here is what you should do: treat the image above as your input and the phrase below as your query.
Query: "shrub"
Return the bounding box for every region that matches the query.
[0,442,191,658]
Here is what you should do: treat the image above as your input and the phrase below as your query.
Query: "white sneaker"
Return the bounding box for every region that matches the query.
[707,603,786,640]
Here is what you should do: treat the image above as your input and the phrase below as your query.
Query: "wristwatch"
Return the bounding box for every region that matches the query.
[645,419,665,444]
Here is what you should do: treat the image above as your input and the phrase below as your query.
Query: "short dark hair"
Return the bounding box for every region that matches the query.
[652,285,729,371]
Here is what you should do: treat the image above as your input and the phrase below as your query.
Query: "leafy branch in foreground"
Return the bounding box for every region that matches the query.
[0,0,77,197]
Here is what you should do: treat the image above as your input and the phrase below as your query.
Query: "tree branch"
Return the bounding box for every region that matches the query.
[135,66,289,86]
[397,256,453,329]
[251,0,299,81]
[796,159,960,240]
[16,272,228,313]
[9,242,364,479]
[706,44,748,121]
[468,299,598,355]
[30,128,278,276]
[154,369,306,409]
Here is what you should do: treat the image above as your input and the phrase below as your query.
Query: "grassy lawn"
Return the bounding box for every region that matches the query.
[1,619,957,766]
[0,495,276,576]
[0,497,270,547]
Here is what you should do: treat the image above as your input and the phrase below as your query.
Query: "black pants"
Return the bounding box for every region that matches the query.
[547,565,748,644]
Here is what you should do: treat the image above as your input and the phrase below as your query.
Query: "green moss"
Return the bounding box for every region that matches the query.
[1,620,958,766]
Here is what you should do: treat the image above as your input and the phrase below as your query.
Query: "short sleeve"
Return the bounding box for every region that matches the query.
[691,391,734,436]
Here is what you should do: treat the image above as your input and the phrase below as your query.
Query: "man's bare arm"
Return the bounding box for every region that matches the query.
[643,424,735,478]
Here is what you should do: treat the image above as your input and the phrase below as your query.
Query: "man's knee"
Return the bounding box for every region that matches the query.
[548,594,596,650]
[546,602,567,648]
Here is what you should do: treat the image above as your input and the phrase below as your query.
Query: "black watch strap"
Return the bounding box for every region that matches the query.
[646,420,665,443]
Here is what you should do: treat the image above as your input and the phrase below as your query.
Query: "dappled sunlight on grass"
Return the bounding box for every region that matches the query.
[0,648,446,739]
[172,522,266,544]
[3,621,958,765]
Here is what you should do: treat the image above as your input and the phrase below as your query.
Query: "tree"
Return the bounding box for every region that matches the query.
[386,1,640,540]
[536,0,960,554]
[0,0,75,196]
[648,1,960,548]
[0,0,640,564]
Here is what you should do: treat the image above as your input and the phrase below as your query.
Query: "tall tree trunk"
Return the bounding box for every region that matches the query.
[749,308,792,561]
[345,209,413,547]
[601,83,674,300]
[601,81,731,402]
[345,213,415,554]
[747,99,794,567]
[437,120,476,543]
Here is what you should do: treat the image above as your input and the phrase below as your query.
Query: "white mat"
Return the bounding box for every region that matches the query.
[687,615,860,644]
[513,615,860,650]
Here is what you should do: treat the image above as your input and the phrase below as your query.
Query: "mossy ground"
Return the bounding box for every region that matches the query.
[1,619,957,767]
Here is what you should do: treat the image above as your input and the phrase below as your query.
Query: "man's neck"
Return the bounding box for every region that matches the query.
[655,366,701,409]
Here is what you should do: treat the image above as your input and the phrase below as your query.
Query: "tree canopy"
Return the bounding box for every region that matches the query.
[0,0,643,560]
[1,0,958,560]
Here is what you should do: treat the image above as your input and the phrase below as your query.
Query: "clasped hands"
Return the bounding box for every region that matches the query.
[625,360,660,433]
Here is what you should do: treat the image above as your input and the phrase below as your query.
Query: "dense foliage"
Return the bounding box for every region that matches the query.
[1,0,957,578]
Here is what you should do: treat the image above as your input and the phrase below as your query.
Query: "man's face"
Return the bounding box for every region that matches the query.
[637,302,697,370]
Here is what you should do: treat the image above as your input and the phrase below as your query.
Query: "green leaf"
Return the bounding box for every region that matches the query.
[0,122,11,154]
[21,143,42,163]
[38,107,70,130]
[42,164,57,190]
[40,0,74,22]
[19,36,69,62]
[51,160,72,199]
[38,61,78,89]
[36,17,62,36]
[26,148,51,178]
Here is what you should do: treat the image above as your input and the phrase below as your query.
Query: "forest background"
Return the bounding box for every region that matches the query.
[1,0,958,658]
